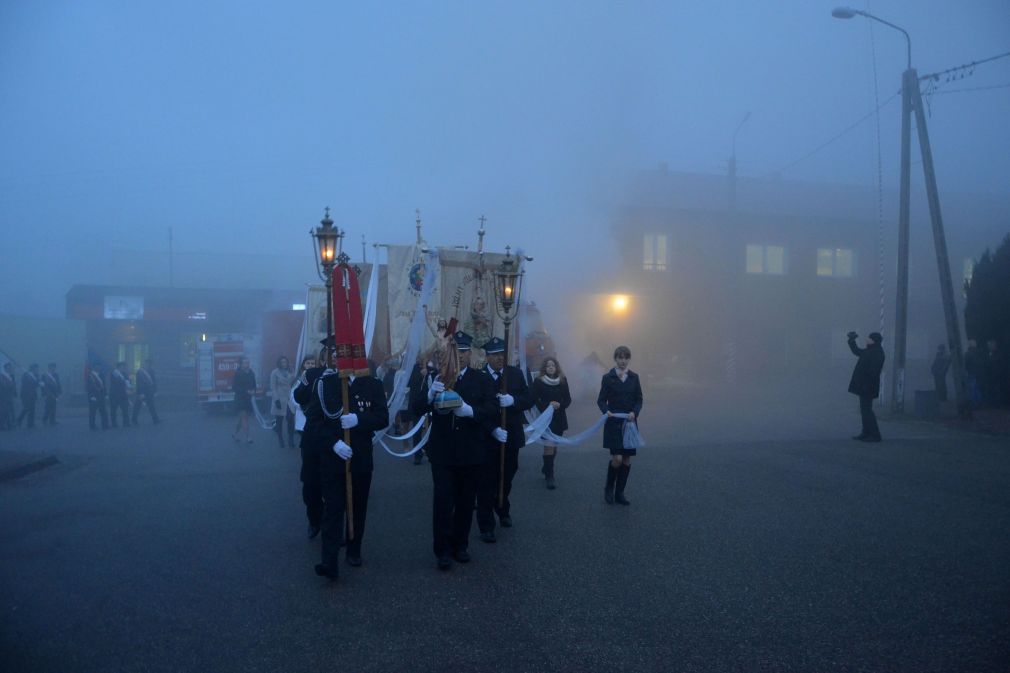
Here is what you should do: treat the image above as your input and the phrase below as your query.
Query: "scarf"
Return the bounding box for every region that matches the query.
[540,375,561,386]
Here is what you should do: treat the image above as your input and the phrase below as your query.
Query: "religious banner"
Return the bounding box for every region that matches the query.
[436,248,508,368]
[387,245,441,359]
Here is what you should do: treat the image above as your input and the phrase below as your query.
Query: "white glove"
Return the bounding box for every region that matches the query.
[453,402,474,418]
[427,378,445,403]
[333,439,353,460]
[497,393,514,408]
[492,427,508,443]
[340,413,359,429]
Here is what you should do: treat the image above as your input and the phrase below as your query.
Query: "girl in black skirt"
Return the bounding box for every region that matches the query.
[597,346,643,505]
[232,357,257,444]
[531,356,571,490]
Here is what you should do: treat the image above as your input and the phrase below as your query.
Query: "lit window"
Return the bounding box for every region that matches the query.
[643,234,668,271]
[746,244,786,275]
[816,248,856,277]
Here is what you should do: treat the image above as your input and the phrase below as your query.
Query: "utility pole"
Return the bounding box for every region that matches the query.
[729,111,750,212]
[168,226,174,287]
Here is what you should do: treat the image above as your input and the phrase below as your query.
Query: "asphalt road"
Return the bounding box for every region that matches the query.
[1,384,1008,672]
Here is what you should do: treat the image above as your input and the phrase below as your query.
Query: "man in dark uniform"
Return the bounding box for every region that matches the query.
[292,344,331,541]
[476,336,534,542]
[411,331,497,570]
[847,331,886,442]
[1,362,18,430]
[132,359,160,424]
[87,365,110,431]
[41,363,62,426]
[109,361,132,427]
[17,363,40,429]
[305,351,388,581]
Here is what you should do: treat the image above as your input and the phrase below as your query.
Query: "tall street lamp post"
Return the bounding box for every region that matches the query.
[832,7,968,417]
[311,208,341,368]
[492,247,524,507]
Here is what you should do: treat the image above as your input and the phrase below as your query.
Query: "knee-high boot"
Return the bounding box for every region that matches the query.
[614,465,631,505]
[544,455,556,490]
[604,463,616,504]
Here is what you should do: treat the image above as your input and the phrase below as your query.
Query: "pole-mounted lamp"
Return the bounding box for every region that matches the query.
[491,246,524,506]
[311,207,341,367]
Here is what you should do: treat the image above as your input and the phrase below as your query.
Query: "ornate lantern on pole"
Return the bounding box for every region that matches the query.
[310,207,342,367]
[491,246,524,506]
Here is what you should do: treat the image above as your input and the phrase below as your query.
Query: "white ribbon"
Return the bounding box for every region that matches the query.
[363,262,379,359]
[523,409,629,446]
[251,396,276,430]
[375,417,432,457]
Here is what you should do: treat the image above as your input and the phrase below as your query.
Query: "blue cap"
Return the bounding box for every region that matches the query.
[482,336,506,354]
[454,331,473,351]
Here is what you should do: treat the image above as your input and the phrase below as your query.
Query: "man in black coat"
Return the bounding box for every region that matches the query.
[17,363,40,429]
[132,359,160,424]
[87,365,110,431]
[308,364,389,580]
[931,344,951,402]
[293,351,328,542]
[847,331,886,442]
[476,336,533,542]
[41,363,62,426]
[411,331,498,570]
[109,361,132,427]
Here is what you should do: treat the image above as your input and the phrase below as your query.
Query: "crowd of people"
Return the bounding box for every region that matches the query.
[281,334,643,581]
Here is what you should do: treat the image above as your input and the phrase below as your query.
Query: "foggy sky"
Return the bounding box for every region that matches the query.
[1,1,1008,318]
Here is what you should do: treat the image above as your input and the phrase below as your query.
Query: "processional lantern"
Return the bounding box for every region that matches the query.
[493,246,524,325]
[311,207,339,280]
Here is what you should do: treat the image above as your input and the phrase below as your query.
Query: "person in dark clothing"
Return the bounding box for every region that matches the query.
[109,361,132,427]
[475,336,534,541]
[847,331,886,442]
[931,344,951,402]
[86,365,109,430]
[531,356,571,490]
[231,357,256,443]
[132,359,160,425]
[963,340,984,409]
[597,346,644,505]
[17,363,40,429]
[411,331,498,571]
[406,356,431,465]
[292,353,325,541]
[985,339,1005,407]
[41,363,62,426]
[0,362,16,430]
[306,362,389,581]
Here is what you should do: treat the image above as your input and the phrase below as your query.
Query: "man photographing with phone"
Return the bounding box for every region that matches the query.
[846,331,886,442]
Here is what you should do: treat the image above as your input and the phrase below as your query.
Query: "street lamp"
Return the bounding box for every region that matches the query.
[832,7,967,417]
[491,246,524,506]
[310,207,342,367]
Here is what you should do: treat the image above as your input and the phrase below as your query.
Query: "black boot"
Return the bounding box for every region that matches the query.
[615,465,631,505]
[545,455,556,490]
[604,463,616,504]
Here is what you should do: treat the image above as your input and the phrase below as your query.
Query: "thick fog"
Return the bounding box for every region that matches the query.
[1,1,1008,385]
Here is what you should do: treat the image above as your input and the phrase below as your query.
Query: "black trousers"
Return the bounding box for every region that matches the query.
[132,394,159,423]
[110,396,131,426]
[274,410,295,445]
[859,395,881,439]
[319,449,372,566]
[299,442,323,528]
[89,398,108,429]
[430,463,481,558]
[42,397,57,425]
[476,445,519,532]
[17,399,36,428]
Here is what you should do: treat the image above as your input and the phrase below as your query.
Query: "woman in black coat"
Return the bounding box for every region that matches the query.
[232,357,257,444]
[531,356,571,490]
[596,345,643,505]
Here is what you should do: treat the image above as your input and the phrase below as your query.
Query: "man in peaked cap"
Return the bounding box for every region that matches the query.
[846,330,886,442]
[476,336,533,543]
[411,330,498,570]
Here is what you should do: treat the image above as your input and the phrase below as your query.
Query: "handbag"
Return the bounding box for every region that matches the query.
[622,420,644,449]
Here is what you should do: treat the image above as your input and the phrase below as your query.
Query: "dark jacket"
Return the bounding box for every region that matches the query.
[412,366,498,467]
[86,371,106,400]
[930,351,951,379]
[294,366,327,446]
[484,364,534,452]
[109,370,130,400]
[232,368,256,403]
[20,372,39,403]
[136,367,157,396]
[531,376,571,434]
[597,368,644,450]
[317,373,389,473]
[42,372,62,400]
[847,338,886,398]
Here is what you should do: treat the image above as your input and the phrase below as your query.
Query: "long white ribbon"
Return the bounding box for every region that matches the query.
[375,417,431,457]
[523,409,629,446]
[363,262,379,359]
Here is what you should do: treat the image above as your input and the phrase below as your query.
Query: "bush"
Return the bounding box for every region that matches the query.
[964,233,1010,348]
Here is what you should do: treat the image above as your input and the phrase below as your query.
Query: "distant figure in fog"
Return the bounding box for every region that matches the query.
[232,357,256,444]
[1,362,17,430]
[531,356,571,490]
[270,356,296,448]
[598,346,643,506]
[133,359,160,425]
[17,363,40,429]
[985,339,1005,407]
[931,344,951,403]
[87,365,109,431]
[847,331,885,442]
[109,361,132,427]
[41,363,62,426]
[963,340,984,409]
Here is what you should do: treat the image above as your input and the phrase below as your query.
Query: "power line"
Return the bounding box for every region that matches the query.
[919,49,1010,82]
[772,90,901,176]
[929,82,1010,95]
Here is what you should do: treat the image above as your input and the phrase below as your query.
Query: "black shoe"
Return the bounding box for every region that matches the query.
[604,489,615,505]
[314,563,338,580]
[479,531,496,544]
[546,475,556,490]
[498,515,512,528]
[861,435,882,443]
[307,524,321,540]
[453,549,471,563]
[615,493,631,506]
[852,434,867,440]
[437,556,452,571]
[346,554,362,567]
